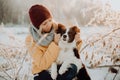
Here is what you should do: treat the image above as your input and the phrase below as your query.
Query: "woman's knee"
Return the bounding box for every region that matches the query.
[34,70,53,80]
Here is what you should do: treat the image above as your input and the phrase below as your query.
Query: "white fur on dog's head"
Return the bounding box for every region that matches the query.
[55,24,80,49]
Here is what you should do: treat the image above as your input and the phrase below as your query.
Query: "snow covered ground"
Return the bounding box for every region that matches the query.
[0,25,120,80]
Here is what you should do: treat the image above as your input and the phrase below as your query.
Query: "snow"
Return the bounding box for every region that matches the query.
[80,26,112,40]
[0,25,120,80]
[0,26,28,45]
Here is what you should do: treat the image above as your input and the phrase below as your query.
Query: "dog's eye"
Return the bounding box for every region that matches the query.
[68,33,72,36]
[68,31,76,36]
[62,30,66,34]
[68,32,70,34]
[68,32,72,35]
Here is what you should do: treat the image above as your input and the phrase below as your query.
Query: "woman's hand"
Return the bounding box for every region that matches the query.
[54,33,60,45]
[75,33,81,42]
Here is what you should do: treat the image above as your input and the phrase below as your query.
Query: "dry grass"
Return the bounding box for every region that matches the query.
[80,2,120,67]
[78,2,120,80]
[0,37,33,80]
[86,3,120,27]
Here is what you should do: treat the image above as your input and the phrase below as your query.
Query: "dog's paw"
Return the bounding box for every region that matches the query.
[59,66,68,75]
[51,72,57,80]
[50,63,57,79]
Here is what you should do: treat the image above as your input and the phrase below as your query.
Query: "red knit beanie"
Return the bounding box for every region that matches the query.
[29,4,52,29]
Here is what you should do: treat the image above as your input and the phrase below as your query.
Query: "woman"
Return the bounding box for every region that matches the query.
[25,4,82,80]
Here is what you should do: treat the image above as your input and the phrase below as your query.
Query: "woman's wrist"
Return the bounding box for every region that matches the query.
[54,41,58,45]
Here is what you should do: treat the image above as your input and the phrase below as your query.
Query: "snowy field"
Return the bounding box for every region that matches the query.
[0,25,120,80]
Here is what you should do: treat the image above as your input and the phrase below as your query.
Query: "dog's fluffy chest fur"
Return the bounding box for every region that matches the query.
[56,47,75,64]
[56,37,77,63]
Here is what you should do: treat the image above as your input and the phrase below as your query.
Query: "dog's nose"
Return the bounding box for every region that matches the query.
[63,35,67,38]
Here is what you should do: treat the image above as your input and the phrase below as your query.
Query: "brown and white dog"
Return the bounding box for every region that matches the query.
[50,24,90,80]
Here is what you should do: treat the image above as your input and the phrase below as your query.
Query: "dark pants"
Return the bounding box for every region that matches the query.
[34,64,77,80]
[34,70,53,80]
[76,67,91,80]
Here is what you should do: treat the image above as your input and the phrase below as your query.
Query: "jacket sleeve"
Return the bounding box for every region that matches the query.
[25,35,60,72]
[76,39,82,52]
[38,42,60,70]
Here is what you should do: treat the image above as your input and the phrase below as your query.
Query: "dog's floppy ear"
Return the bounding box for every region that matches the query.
[72,26,80,33]
[55,23,66,34]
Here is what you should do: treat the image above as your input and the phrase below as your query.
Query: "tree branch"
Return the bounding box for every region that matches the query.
[87,64,120,69]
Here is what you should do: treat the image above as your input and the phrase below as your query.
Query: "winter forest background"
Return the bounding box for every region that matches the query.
[0,0,120,80]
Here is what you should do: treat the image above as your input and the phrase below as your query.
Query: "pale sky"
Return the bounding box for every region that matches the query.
[110,0,120,10]
[102,0,120,11]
